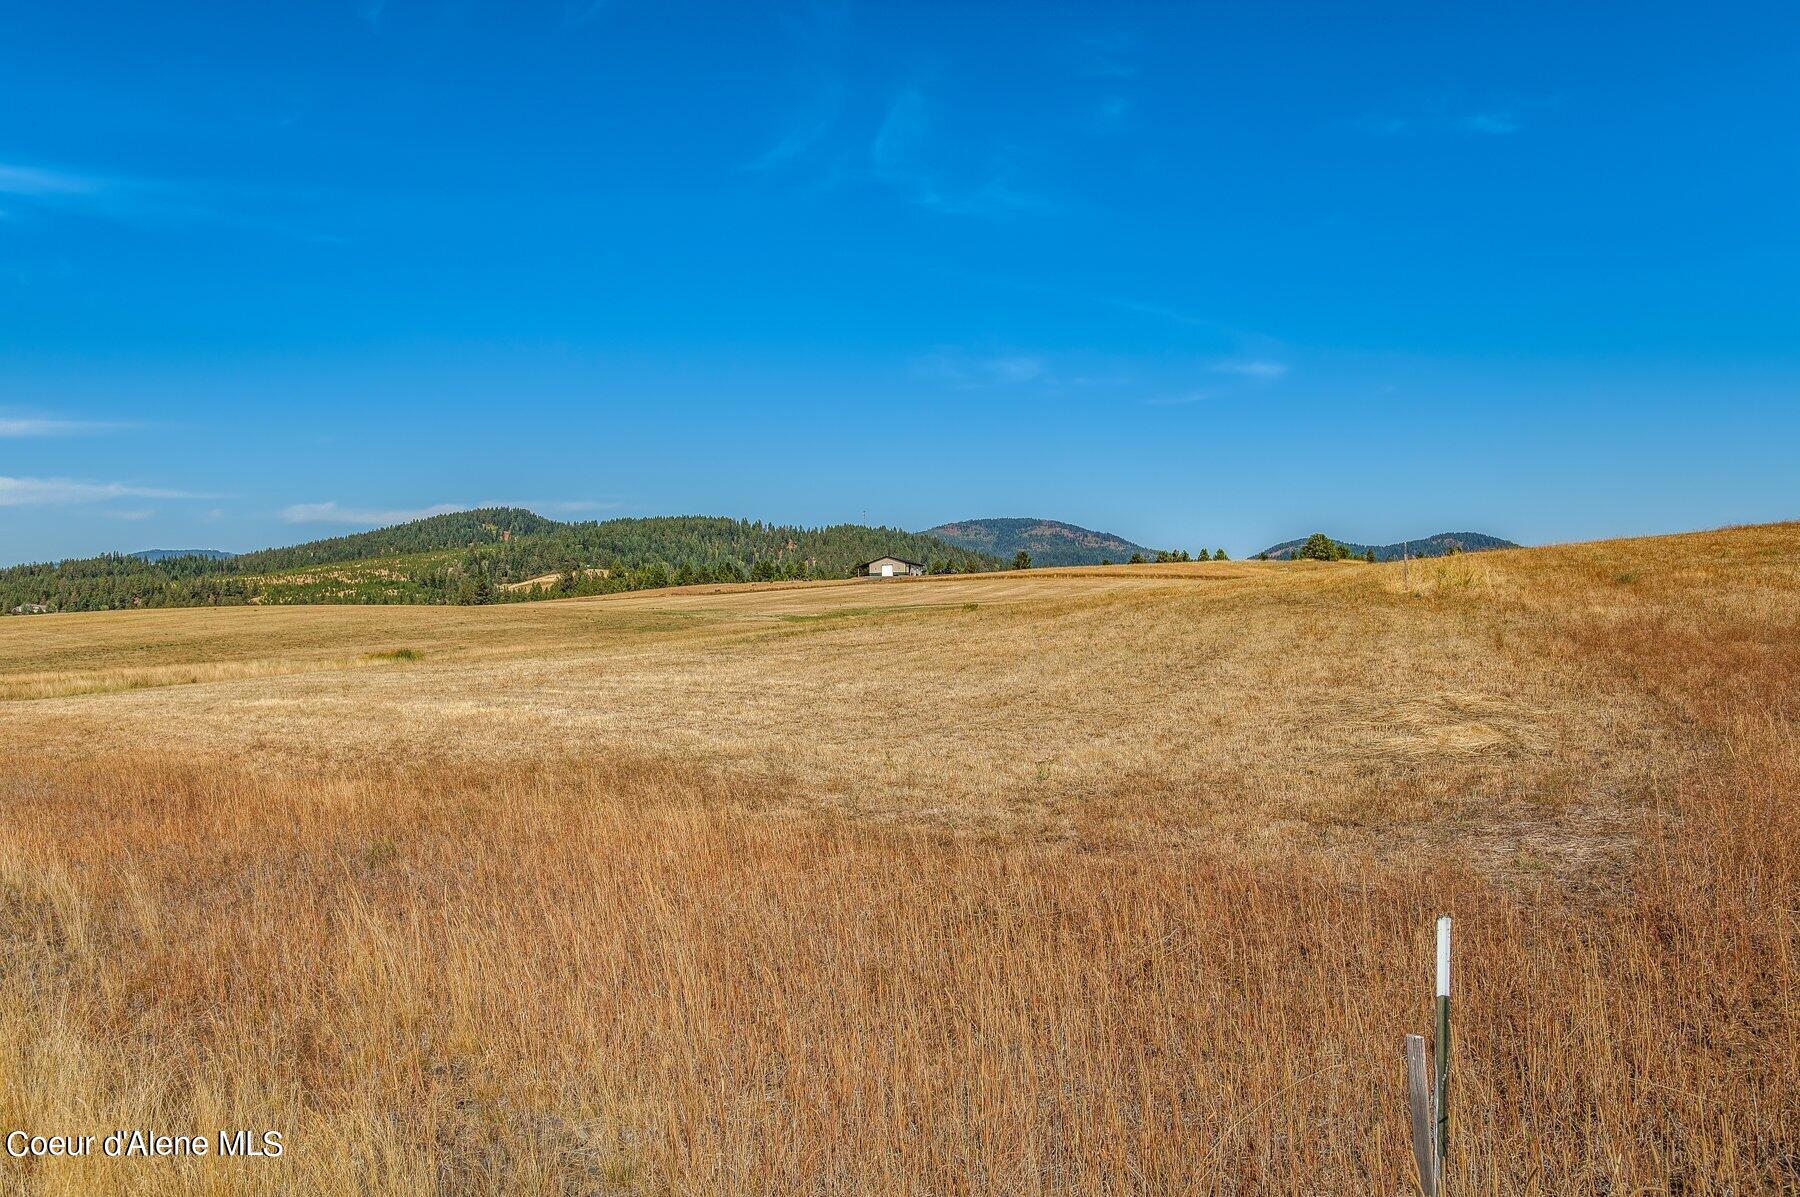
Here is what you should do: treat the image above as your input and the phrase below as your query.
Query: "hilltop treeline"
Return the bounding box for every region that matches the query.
[1,510,1000,613]
[1258,530,1517,561]
[231,507,564,571]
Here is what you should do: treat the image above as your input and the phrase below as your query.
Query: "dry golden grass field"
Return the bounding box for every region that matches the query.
[0,525,1794,1194]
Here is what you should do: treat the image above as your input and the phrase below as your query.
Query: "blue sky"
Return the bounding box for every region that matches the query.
[2,1,1796,564]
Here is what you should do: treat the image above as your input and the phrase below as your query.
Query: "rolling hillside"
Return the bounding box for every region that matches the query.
[1259,530,1518,561]
[0,510,1001,613]
[922,517,1160,566]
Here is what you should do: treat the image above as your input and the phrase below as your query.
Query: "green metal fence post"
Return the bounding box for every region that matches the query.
[1434,915,1451,1186]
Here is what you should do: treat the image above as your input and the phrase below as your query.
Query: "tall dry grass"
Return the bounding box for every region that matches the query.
[0,525,1793,1193]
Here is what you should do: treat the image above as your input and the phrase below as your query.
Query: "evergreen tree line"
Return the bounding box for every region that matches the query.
[0,511,1001,614]
[1252,533,1378,562]
[1074,549,1230,565]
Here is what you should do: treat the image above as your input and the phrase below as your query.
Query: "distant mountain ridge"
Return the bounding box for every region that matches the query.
[1259,531,1518,561]
[922,518,1157,567]
[130,549,236,562]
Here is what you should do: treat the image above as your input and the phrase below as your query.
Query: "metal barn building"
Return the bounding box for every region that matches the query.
[857,556,926,578]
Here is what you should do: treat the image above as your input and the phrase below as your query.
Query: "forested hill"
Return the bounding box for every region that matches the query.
[1258,531,1518,561]
[1,510,1001,614]
[922,518,1159,567]
[232,508,563,571]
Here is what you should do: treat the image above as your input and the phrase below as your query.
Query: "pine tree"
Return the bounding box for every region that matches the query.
[1297,533,1340,560]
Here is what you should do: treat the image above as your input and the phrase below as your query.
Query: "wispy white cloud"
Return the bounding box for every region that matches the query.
[0,416,129,437]
[748,82,844,173]
[871,90,1054,217]
[1460,112,1520,135]
[0,158,340,243]
[564,0,615,27]
[0,161,137,219]
[0,163,102,197]
[1077,32,1139,80]
[101,508,156,521]
[1358,101,1545,138]
[1072,34,1138,133]
[1095,95,1131,126]
[1211,359,1289,380]
[871,90,932,188]
[988,356,1047,384]
[940,176,1055,217]
[1100,295,1237,335]
[915,351,1052,388]
[745,4,852,176]
[1147,359,1289,404]
[0,476,213,506]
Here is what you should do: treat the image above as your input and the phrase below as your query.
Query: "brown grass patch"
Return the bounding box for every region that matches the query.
[0,526,1793,1193]
[0,654,411,701]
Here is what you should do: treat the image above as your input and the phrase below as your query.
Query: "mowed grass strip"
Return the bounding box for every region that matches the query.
[0,557,1666,871]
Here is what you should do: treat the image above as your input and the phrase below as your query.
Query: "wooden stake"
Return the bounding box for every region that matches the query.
[1404,1033,1438,1195]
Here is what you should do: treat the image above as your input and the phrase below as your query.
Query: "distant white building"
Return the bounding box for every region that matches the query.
[856,556,925,578]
